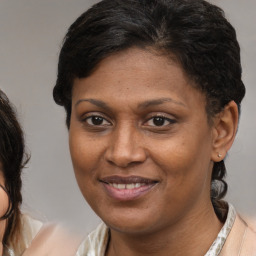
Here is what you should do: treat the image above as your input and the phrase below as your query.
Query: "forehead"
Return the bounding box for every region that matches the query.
[72,47,206,113]
[88,47,185,82]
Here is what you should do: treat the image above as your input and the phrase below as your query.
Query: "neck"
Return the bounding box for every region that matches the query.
[106,202,223,256]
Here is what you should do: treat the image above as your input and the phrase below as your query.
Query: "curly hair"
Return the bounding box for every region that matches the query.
[53,0,245,220]
[0,90,28,253]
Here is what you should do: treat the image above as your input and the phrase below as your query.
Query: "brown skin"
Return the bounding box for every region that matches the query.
[0,164,8,255]
[69,48,238,256]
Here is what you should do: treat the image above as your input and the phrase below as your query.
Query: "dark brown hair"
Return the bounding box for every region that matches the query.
[53,0,245,220]
[0,90,28,251]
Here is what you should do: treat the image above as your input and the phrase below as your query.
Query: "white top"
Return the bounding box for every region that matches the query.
[4,214,43,256]
[76,204,236,256]
[205,204,236,255]
[5,214,82,256]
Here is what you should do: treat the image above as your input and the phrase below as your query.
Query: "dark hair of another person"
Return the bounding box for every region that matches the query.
[0,90,28,248]
[53,0,245,221]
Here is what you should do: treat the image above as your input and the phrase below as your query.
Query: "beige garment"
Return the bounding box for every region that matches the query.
[21,214,44,248]
[6,214,82,256]
[22,223,82,256]
[76,204,256,256]
[220,215,256,256]
[5,214,43,256]
[76,223,108,256]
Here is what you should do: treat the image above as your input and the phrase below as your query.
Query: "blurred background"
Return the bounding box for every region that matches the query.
[0,0,255,235]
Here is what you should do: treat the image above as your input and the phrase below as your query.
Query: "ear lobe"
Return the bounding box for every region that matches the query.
[211,101,239,162]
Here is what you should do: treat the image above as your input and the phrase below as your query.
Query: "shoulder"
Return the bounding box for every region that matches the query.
[241,219,256,255]
[222,214,256,256]
[6,214,43,255]
[22,222,82,256]
[20,214,43,247]
[76,222,109,256]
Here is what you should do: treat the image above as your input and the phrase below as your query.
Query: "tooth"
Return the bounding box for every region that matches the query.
[110,183,148,189]
[113,183,118,188]
[126,184,135,189]
[117,184,125,189]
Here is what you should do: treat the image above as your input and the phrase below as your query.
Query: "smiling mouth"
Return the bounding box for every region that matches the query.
[108,183,148,189]
[100,176,158,200]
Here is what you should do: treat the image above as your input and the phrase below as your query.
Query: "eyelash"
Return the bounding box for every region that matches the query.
[83,115,111,126]
[144,115,176,127]
[82,113,176,128]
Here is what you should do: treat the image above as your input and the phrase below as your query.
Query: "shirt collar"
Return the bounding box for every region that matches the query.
[205,203,236,256]
[80,203,236,256]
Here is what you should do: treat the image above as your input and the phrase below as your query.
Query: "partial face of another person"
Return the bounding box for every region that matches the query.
[69,48,217,235]
[0,163,8,253]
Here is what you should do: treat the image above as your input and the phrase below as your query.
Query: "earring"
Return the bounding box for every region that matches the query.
[0,184,13,220]
[217,153,222,158]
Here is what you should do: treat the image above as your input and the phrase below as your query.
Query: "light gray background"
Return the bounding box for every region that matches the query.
[0,0,255,235]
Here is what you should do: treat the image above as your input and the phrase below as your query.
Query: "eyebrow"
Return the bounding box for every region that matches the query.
[75,97,186,110]
[138,98,186,109]
[75,98,111,110]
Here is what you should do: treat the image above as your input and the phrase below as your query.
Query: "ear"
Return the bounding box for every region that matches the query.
[211,101,239,162]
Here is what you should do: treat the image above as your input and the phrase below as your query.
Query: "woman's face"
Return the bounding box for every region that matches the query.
[69,48,216,235]
[0,164,8,252]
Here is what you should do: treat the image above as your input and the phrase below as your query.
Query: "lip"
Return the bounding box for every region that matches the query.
[100,175,158,201]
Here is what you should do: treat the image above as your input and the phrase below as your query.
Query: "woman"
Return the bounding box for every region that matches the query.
[0,90,43,255]
[0,90,82,256]
[53,0,256,255]
[0,90,82,255]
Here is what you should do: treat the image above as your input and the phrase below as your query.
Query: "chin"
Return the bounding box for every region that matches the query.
[99,209,162,235]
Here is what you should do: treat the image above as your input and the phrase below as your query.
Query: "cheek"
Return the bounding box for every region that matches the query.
[151,129,213,186]
[69,128,106,195]
[69,132,95,176]
[69,132,108,213]
[69,121,97,163]
[0,187,8,218]
[0,196,8,242]
[153,142,212,218]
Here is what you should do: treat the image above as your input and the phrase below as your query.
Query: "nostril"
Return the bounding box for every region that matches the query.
[105,147,147,168]
[104,127,147,167]
[106,159,144,169]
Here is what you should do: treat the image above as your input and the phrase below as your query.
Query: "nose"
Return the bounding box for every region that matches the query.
[105,124,147,168]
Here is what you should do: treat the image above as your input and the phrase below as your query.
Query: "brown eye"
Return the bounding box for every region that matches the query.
[153,117,165,126]
[91,116,103,125]
[145,115,176,127]
[85,116,111,126]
